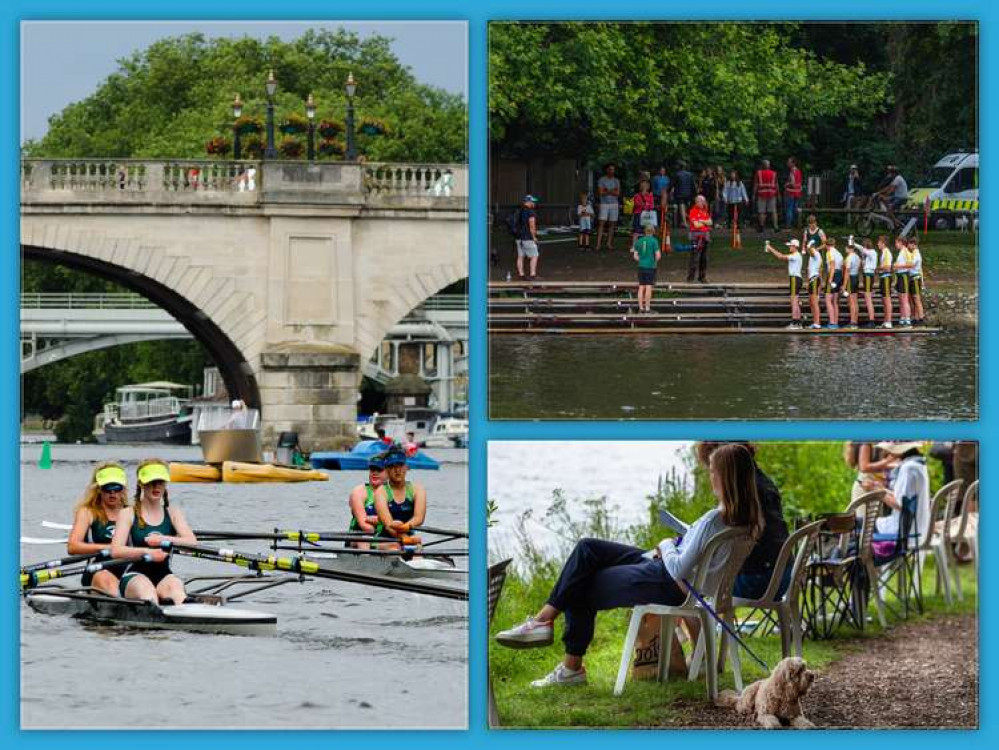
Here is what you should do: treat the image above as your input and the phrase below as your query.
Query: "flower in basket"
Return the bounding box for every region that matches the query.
[279,136,305,159]
[234,115,263,135]
[317,119,344,139]
[280,113,309,135]
[242,135,264,158]
[358,117,389,136]
[205,136,232,157]
[318,139,346,158]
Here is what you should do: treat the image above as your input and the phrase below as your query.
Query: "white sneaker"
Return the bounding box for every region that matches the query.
[881,322,893,329]
[495,617,554,649]
[530,663,588,688]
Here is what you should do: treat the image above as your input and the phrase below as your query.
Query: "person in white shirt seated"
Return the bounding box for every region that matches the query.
[874,441,931,549]
[494,444,763,688]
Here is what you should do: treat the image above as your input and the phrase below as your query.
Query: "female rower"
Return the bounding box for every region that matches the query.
[346,453,387,548]
[494,444,763,688]
[801,214,826,255]
[111,459,196,604]
[373,447,427,546]
[67,462,130,597]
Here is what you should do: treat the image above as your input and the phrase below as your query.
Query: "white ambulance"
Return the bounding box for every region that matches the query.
[904,151,978,229]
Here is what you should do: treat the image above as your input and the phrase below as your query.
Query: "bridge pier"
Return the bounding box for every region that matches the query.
[259,346,360,451]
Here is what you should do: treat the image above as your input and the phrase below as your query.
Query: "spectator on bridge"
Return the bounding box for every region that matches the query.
[595,164,621,251]
[687,195,713,283]
[515,194,541,280]
[671,161,695,229]
[753,159,779,234]
[723,170,749,230]
[784,157,803,229]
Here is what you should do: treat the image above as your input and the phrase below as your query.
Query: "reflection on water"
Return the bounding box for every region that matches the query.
[490,328,977,420]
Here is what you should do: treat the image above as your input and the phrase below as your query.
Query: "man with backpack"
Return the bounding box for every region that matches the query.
[508,194,540,280]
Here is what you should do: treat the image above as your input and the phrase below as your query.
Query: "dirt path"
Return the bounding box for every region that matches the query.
[671,613,978,729]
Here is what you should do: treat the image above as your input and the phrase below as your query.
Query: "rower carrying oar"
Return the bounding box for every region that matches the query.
[162,541,468,601]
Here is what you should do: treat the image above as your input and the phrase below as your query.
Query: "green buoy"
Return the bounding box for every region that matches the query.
[38,441,52,469]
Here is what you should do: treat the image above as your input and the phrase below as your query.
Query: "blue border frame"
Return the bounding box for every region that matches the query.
[4,1,993,747]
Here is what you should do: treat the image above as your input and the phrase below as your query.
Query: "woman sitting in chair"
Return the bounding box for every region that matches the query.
[494,444,763,688]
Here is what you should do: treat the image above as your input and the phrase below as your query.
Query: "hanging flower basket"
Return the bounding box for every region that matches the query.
[242,135,264,158]
[205,136,232,157]
[318,138,345,158]
[279,136,305,159]
[280,113,309,135]
[234,116,263,135]
[358,117,389,136]
[318,119,344,139]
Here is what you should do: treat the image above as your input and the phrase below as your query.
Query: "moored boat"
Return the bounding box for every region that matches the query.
[93,382,194,444]
[221,461,328,483]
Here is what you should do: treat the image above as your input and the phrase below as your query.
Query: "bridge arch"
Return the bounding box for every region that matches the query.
[23,245,261,409]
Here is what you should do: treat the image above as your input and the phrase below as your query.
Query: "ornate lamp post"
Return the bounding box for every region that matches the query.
[345,71,357,161]
[264,70,278,159]
[232,94,243,160]
[305,93,317,162]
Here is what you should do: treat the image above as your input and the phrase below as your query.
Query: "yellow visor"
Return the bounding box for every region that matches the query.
[95,466,127,488]
[137,463,171,485]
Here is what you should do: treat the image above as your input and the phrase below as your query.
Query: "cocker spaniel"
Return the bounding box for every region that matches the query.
[716,657,816,729]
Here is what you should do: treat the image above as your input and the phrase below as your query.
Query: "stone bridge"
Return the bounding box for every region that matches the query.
[21,159,467,449]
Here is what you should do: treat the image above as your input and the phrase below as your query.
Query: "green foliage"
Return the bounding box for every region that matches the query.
[489,21,974,179]
[27,29,466,163]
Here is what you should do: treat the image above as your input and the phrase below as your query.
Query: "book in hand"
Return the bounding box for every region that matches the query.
[658,508,690,535]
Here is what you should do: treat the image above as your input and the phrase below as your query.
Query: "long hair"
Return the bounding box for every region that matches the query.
[73,461,129,525]
[134,458,170,529]
[709,444,763,540]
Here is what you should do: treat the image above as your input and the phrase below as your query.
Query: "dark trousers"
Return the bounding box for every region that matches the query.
[687,236,710,282]
[546,538,685,657]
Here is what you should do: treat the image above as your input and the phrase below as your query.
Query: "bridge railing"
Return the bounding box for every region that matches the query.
[21,292,157,309]
[22,159,467,208]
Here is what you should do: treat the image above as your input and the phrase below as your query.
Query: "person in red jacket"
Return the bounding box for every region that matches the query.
[784,156,803,229]
[687,194,713,283]
[753,159,779,234]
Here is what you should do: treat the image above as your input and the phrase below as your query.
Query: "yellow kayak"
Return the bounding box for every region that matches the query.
[222,461,328,483]
[169,463,223,483]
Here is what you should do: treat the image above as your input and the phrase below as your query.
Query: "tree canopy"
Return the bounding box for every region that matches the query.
[489,21,976,179]
[26,29,467,163]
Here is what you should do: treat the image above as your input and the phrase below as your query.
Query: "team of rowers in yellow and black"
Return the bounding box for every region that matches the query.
[67,445,425,604]
[765,216,927,330]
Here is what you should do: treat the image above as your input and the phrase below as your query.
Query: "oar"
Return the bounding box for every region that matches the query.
[42,521,72,531]
[20,556,142,589]
[412,525,468,538]
[193,530,397,545]
[21,536,68,545]
[271,544,469,558]
[164,542,467,601]
[21,549,109,573]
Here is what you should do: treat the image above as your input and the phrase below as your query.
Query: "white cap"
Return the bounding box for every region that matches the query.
[785,239,800,248]
[231,399,244,410]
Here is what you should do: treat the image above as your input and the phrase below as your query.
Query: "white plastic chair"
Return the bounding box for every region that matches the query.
[921,480,963,606]
[844,490,888,627]
[613,526,755,700]
[950,480,979,598]
[732,520,824,664]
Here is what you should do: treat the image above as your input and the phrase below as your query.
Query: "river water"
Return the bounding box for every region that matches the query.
[19,443,467,730]
[489,327,977,420]
[488,441,691,563]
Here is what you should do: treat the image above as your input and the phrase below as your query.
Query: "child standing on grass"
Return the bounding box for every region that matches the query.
[843,238,861,329]
[907,237,926,325]
[765,239,803,328]
[632,224,661,313]
[894,236,913,327]
[577,192,594,249]
[877,235,895,329]
[823,237,844,329]
[805,240,823,329]
[859,237,878,326]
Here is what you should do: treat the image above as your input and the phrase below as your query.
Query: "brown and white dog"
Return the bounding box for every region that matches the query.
[716,657,816,729]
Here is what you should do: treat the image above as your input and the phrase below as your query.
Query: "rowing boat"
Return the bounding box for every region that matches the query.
[307,551,464,581]
[24,586,277,636]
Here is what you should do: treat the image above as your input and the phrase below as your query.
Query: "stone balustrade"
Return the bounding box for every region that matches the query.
[21,159,467,208]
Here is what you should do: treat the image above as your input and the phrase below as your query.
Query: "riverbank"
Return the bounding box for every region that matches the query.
[489,564,977,729]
